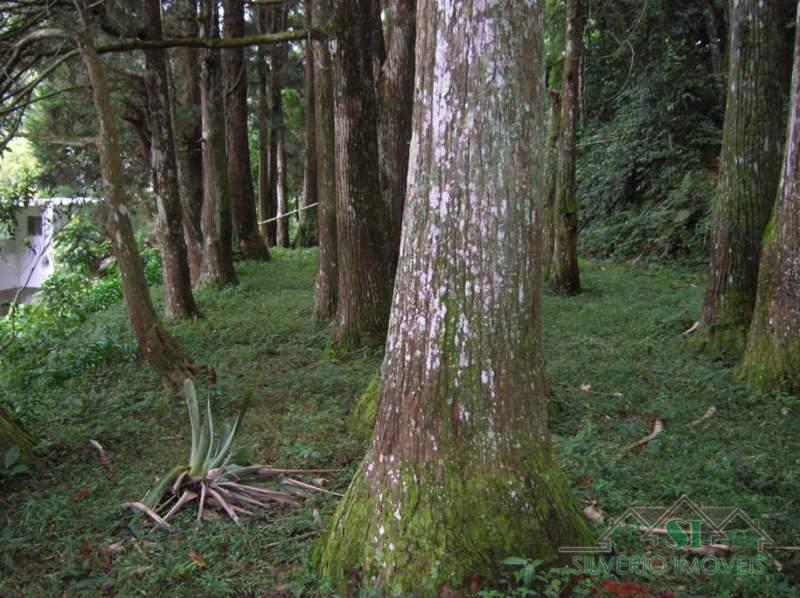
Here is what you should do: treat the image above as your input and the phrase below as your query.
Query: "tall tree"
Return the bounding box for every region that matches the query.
[268,5,290,248]
[542,89,561,276]
[294,0,319,248]
[550,0,584,294]
[319,1,590,591]
[377,0,416,274]
[143,0,198,319]
[171,0,205,284]
[311,0,338,319]
[331,0,393,348]
[701,0,790,354]
[77,26,197,390]
[255,4,275,245]
[739,3,800,393]
[222,0,271,260]
[199,0,238,286]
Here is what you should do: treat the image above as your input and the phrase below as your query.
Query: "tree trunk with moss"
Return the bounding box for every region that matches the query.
[318,2,591,592]
[739,6,800,393]
[542,89,561,278]
[377,0,416,276]
[312,0,338,320]
[550,0,583,294]
[77,30,197,391]
[0,405,33,463]
[701,0,790,354]
[199,0,238,287]
[331,0,393,348]
[223,0,271,261]
[171,0,205,284]
[143,0,199,320]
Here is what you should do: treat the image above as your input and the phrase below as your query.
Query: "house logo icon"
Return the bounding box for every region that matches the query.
[560,495,775,554]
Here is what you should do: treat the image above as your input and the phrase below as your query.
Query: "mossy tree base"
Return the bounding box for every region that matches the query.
[318,451,592,595]
[346,375,379,443]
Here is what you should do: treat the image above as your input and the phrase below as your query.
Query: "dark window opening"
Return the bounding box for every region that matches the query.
[27,215,43,236]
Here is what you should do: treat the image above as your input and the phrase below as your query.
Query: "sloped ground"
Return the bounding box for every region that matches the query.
[0,252,797,596]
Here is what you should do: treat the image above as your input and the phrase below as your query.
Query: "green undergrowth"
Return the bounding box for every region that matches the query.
[0,253,798,596]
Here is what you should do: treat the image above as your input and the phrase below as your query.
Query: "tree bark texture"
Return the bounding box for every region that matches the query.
[377,0,416,276]
[143,0,198,319]
[0,404,34,463]
[550,0,583,295]
[77,31,196,391]
[199,0,238,286]
[171,0,205,284]
[318,1,590,591]
[311,0,338,320]
[330,0,394,348]
[739,3,800,393]
[222,0,271,261]
[701,0,790,354]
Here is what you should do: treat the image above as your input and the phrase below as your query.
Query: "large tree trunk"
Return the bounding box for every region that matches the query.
[377,0,416,276]
[77,31,196,391]
[318,1,590,592]
[311,0,338,319]
[143,0,198,320]
[269,5,290,248]
[171,0,205,284]
[222,0,271,261]
[199,0,238,286]
[330,0,393,348]
[701,0,790,355]
[255,5,275,245]
[294,0,319,249]
[550,0,583,295]
[739,4,800,393]
[542,88,561,277]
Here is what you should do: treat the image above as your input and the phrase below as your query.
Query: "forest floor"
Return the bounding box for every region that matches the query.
[0,250,798,597]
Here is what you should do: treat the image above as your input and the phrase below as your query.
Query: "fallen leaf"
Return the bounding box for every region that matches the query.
[625,418,664,452]
[580,383,592,393]
[188,548,206,569]
[781,407,790,416]
[600,579,651,597]
[70,484,93,502]
[689,406,717,426]
[311,477,328,487]
[681,321,700,336]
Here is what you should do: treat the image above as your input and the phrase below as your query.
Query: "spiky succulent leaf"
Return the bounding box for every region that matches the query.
[142,464,185,508]
[183,379,201,464]
[190,420,211,478]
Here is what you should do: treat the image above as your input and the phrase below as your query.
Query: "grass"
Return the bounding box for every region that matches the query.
[0,251,798,596]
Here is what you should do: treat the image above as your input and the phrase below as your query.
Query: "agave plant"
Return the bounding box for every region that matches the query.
[123,379,337,527]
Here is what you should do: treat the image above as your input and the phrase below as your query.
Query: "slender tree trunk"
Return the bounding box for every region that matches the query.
[222,0,271,261]
[77,31,197,391]
[703,0,724,88]
[542,88,561,277]
[255,5,275,245]
[312,0,338,319]
[550,0,583,295]
[330,0,393,348]
[171,0,205,284]
[295,0,319,248]
[319,2,590,591]
[739,4,800,393]
[143,0,198,320]
[199,0,238,286]
[701,0,790,355]
[377,0,416,277]
[269,5,290,248]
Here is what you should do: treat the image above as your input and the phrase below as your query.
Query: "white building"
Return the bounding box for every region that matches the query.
[0,197,92,311]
